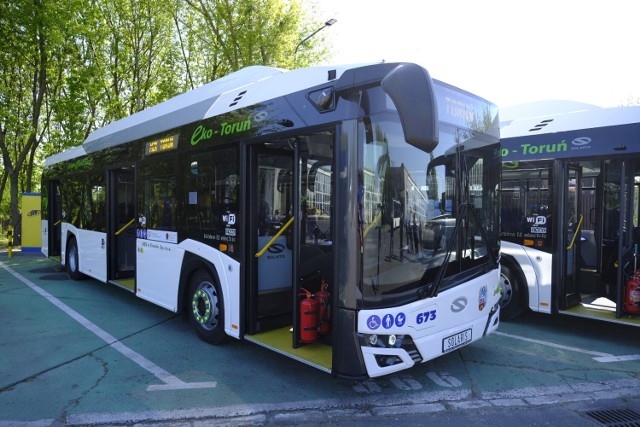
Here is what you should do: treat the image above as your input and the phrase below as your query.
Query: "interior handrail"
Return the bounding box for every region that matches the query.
[115,218,136,236]
[566,214,584,250]
[255,216,295,258]
[363,213,381,238]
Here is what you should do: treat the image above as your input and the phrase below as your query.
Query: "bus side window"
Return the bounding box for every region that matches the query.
[138,159,179,230]
[186,147,240,257]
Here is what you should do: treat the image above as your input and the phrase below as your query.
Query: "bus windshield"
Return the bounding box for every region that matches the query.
[361,100,500,305]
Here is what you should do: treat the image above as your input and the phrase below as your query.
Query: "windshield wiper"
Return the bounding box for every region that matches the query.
[421,202,498,300]
[424,204,468,298]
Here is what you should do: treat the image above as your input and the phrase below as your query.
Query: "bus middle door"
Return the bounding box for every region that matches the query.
[559,163,582,308]
[108,168,136,290]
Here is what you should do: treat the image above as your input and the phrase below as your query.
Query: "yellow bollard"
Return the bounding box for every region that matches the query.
[7,225,13,259]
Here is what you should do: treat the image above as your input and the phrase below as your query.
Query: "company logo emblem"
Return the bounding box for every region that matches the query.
[268,243,285,254]
[451,297,468,313]
[571,137,591,146]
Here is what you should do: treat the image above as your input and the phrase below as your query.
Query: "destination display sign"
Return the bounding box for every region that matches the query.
[146,133,179,155]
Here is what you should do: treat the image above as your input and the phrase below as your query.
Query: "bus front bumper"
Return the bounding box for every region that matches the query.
[360,303,500,378]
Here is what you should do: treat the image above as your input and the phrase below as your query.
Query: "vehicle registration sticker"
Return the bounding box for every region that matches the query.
[442,328,472,353]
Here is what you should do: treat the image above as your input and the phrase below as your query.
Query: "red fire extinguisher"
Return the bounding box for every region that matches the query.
[625,273,640,314]
[316,279,331,335]
[624,245,640,314]
[299,288,318,343]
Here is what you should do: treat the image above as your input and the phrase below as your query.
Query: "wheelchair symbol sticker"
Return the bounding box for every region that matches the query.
[367,315,381,330]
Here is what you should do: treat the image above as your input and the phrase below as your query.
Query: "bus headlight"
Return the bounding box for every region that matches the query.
[388,334,397,346]
[359,333,404,349]
[368,334,378,346]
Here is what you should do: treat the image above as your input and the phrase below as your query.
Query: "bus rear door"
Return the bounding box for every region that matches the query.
[47,180,62,259]
[108,168,136,290]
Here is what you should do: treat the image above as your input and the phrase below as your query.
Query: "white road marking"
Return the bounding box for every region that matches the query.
[0,261,216,391]
[427,371,462,388]
[593,354,640,362]
[494,331,640,363]
[61,378,640,426]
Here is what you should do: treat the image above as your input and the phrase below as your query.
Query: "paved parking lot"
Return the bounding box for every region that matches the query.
[1,252,639,426]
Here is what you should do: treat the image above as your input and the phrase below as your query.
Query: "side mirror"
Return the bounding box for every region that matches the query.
[381,63,439,153]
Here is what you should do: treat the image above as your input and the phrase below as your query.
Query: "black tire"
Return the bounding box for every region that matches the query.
[499,263,526,320]
[188,269,226,344]
[66,237,84,280]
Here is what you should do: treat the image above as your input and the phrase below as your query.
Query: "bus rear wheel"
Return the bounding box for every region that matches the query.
[188,270,226,345]
[66,237,84,280]
[499,264,525,320]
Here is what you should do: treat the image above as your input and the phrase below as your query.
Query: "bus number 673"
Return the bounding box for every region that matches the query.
[416,310,437,324]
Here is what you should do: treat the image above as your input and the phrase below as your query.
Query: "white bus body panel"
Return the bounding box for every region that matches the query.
[500,240,552,313]
[136,239,185,311]
[358,268,501,378]
[136,239,241,340]
[78,229,107,282]
[62,224,107,282]
[41,220,48,257]
[204,65,356,120]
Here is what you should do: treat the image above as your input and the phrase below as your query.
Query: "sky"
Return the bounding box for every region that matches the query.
[316,0,640,110]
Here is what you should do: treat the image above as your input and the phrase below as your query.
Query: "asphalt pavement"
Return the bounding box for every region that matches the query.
[1,250,639,426]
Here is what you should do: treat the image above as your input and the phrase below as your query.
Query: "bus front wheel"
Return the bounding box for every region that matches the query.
[188,270,226,345]
[499,264,526,320]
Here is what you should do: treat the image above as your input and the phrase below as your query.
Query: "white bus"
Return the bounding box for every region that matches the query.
[41,62,502,378]
[499,102,640,326]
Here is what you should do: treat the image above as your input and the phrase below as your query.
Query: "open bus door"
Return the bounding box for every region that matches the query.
[108,168,136,291]
[557,163,582,309]
[47,180,62,259]
[590,159,633,318]
[608,159,635,318]
[249,147,295,333]
[245,133,334,372]
[561,158,639,322]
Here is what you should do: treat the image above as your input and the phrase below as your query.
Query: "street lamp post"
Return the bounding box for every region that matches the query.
[294,19,337,56]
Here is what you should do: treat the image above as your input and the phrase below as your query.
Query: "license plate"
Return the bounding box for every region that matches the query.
[442,328,472,353]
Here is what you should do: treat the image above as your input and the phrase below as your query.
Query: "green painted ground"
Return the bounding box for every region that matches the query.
[1,252,639,425]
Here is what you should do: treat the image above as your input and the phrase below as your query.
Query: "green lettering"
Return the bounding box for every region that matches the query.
[191,118,252,145]
[557,140,567,152]
[522,144,535,155]
[191,124,214,145]
[220,118,251,136]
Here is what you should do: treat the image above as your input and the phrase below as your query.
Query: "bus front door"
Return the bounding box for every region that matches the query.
[602,159,634,318]
[108,168,136,290]
[247,133,334,367]
[250,148,295,333]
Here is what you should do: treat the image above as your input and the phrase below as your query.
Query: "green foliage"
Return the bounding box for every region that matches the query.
[0,0,331,227]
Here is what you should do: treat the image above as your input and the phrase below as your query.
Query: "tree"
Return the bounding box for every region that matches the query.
[181,0,328,82]
[0,0,331,240]
[95,0,183,123]
[0,0,51,240]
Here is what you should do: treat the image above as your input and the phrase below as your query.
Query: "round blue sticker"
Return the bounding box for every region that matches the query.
[382,314,394,329]
[395,312,406,327]
[367,315,381,330]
